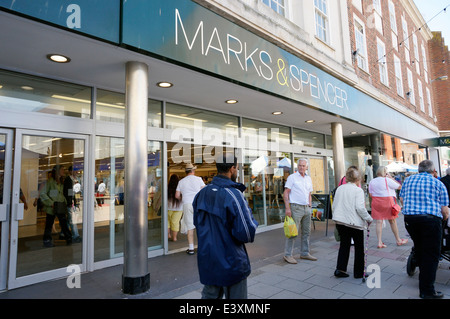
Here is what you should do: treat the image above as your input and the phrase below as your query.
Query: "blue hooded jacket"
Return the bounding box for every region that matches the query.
[193,175,258,287]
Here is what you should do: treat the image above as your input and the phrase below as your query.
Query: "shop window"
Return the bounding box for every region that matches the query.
[165,103,239,145]
[0,69,90,118]
[242,118,291,147]
[292,128,324,148]
[94,136,162,262]
[96,89,162,127]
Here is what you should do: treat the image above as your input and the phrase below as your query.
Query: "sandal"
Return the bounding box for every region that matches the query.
[397,239,408,246]
[377,243,387,249]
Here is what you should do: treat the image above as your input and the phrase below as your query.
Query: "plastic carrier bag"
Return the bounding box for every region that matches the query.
[284,216,298,238]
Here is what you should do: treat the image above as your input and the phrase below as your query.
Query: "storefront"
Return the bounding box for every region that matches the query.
[0,0,439,291]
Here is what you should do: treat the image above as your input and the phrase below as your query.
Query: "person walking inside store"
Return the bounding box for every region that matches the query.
[40,165,73,247]
[369,166,407,248]
[176,163,205,255]
[400,160,449,299]
[332,167,373,278]
[193,153,258,299]
[167,174,183,242]
[63,166,82,243]
[283,158,317,264]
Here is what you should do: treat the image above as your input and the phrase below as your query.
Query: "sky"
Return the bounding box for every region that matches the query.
[414,0,450,45]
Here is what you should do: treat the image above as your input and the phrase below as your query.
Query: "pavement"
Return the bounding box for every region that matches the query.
[1,216,449,301]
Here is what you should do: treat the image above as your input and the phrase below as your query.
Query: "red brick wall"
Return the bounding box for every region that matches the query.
[429,31,450,132]
[347,0,435,126]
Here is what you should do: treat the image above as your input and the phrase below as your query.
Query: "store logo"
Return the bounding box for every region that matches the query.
[174,8,349,111]
[66,264,81,289]
[170,120,280,164]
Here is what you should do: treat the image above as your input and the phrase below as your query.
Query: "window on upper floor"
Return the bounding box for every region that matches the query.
[394,55,403,97]
[388,1,398,50]
[412,33,420,74]
[417,79,424,112]
[354,17,368,72]
[377,38,389,86]
[406,68,415,106]
[314,0,330,44]
[421,44,428,83]
[372,0,383,34]
[426,87,432,117]
[262,0,286,16]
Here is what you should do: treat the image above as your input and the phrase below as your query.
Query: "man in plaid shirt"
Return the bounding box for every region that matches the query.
[400,160,449,299]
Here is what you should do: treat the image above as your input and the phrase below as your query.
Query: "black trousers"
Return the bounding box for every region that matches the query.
[43,206,72,244]
[336,224,365,277]
[404,214,442,295]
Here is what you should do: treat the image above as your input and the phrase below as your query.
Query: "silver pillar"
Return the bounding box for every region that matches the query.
[331,122,345,187]
[122,61,150,294]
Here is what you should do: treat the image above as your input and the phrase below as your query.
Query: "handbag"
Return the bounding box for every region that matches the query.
[284,216,298,238]
[385,178,401,217]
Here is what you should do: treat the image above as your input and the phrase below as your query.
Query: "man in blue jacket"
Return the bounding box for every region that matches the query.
[193,153,258,299]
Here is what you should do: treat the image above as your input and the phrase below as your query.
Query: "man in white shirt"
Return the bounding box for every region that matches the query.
[176,163,205,255]
[283,159,317,264]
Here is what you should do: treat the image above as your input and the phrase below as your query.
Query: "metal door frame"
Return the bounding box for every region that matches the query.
[0,128,13,291]
[7,129,90,289]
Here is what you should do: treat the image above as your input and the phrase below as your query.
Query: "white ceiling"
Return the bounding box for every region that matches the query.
[0,11,378,137]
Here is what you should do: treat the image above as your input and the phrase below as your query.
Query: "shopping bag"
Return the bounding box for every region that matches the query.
[284,216,298,238]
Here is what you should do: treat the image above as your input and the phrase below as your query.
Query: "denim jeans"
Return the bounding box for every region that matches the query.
[404,214,442,295]
[285,204,311,257]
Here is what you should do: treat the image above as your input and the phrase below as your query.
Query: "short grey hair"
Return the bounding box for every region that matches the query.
[418,160,434,174]
[297,158,308,166]
[376,166,387,177]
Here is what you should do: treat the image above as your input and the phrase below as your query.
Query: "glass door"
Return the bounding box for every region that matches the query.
[8,130,87,289]
[0,129,13,291]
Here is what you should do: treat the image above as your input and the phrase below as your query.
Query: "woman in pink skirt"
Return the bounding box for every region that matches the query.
[369,166,408,248]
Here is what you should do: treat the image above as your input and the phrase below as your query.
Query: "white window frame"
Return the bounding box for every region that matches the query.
[426,87,433,117]
[373,0,383,34]
[261,0,287,17]
[421,43,428,83]
[407,68,415,105]
[412,33,420,74]
[388,0,397,34]
[377,38,389,86]
[401,16,409,49]
[394,54,403,97]
[354,15,369,72]
[417,79,424,112]
[314,0,330,44]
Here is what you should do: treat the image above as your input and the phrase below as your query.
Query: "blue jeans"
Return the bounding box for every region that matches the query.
[285,204,311,257]
[404,214,442,295]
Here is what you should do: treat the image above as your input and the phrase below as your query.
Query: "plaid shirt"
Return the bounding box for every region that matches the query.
[399,172,449,218]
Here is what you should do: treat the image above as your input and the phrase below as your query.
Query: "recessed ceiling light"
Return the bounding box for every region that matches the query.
[157,82,173,88]
[305,120,315,123]
[272,111,283,115]
[21,86,34,91]
[225,99,238,104]
[47,54,71,63]
[350,131,357,135]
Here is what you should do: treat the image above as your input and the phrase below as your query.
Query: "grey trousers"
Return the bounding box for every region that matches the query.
[285,203,312,257]
[201,278,247,299]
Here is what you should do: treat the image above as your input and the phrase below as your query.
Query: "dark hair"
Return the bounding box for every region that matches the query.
[216,154,237,174]
[168,174,181,206]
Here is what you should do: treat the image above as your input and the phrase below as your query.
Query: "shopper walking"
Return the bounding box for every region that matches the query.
[400,160,449,299]
[193,154,258,299]
[332,167,373,278]
[283,158,316,264]
[176,163,205,255]
[167,174,183,242]
[369,166,406,248]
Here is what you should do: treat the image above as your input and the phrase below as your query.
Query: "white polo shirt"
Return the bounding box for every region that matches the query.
[285,172,313,205]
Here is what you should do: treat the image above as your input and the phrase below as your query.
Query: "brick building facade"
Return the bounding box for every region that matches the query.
[429,31,450,134]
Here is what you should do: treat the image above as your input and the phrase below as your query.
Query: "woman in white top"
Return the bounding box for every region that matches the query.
[369,166,407,248]
[332,167,373,278]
